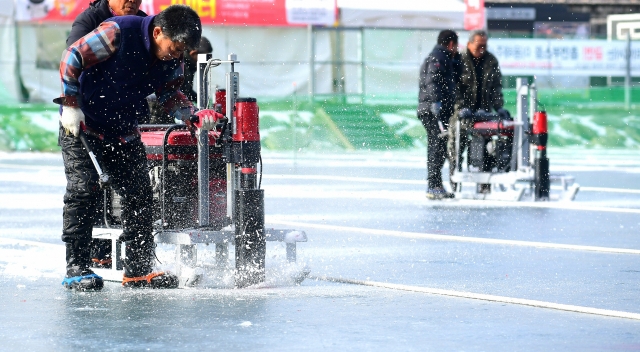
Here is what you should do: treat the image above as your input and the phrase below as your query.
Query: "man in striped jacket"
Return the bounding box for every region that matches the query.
[63,0,147,270]
[58,5,218,290]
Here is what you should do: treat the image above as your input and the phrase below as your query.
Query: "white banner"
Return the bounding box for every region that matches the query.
[286,0,336,25]
[491,39,640,76]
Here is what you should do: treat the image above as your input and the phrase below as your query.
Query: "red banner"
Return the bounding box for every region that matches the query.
[464,0,485,31]
[27,0,335,27]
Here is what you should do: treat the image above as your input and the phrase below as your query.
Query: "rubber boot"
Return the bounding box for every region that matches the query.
[62,241,104,291]
[122,236,178,289]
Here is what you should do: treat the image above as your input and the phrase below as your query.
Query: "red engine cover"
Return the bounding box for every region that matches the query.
[141,130,218,146]
[141,130,220,160]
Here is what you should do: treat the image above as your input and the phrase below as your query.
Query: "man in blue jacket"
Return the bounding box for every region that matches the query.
[64,0,148,270]
[58,5,219,290]
[418,30,459,200]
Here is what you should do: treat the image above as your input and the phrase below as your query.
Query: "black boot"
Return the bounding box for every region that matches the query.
[62,241,104,291]
[122,237,178,289]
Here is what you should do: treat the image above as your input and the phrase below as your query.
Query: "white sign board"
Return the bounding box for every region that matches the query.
[492,39,640,76]
[286,0,336,26]
[486,7,535,21]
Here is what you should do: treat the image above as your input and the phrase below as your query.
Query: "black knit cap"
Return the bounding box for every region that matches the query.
[153,4,202,51]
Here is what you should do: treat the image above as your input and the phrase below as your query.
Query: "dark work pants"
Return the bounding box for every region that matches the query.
[419,112,448,189]
[60,127,153,263]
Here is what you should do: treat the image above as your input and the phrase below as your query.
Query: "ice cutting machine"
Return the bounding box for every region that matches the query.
[450,78,579,201]
[90,54,308,288]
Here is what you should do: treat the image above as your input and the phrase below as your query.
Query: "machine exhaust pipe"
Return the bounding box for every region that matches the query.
[532,111,550,201]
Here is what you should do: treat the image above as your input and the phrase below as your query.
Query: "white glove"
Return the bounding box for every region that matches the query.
[60,106,85,137]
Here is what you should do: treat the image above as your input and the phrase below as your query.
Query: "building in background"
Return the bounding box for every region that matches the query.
[486,0,640,39]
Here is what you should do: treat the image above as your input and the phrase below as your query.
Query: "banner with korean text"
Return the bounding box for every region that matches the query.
[492,39,640,76]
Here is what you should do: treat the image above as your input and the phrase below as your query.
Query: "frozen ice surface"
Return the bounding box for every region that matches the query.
[1,150,640,351]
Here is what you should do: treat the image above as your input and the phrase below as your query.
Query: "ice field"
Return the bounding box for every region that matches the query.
[1,149,640,350]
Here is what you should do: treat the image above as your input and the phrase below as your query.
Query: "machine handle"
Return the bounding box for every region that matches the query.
[78,124,111,188]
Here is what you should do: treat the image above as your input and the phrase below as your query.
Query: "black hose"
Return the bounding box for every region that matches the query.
[258,154,263,190]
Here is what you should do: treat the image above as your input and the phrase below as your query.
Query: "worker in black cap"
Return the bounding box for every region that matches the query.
[418,30,459,200]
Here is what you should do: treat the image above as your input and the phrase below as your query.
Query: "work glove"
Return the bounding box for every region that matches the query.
[458,108,473,123]
[430,102,442,117]
[496,108,511,120]
[60,106,85,137]
[192,109,224,130]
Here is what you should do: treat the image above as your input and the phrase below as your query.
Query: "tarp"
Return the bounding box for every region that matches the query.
[338,0,465,29]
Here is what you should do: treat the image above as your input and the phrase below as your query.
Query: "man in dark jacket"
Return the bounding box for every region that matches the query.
[418,30,458,200]
[66,0,146,47]
[448,30,507,193]
[58,5,220,291]
[64,0,147,269]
